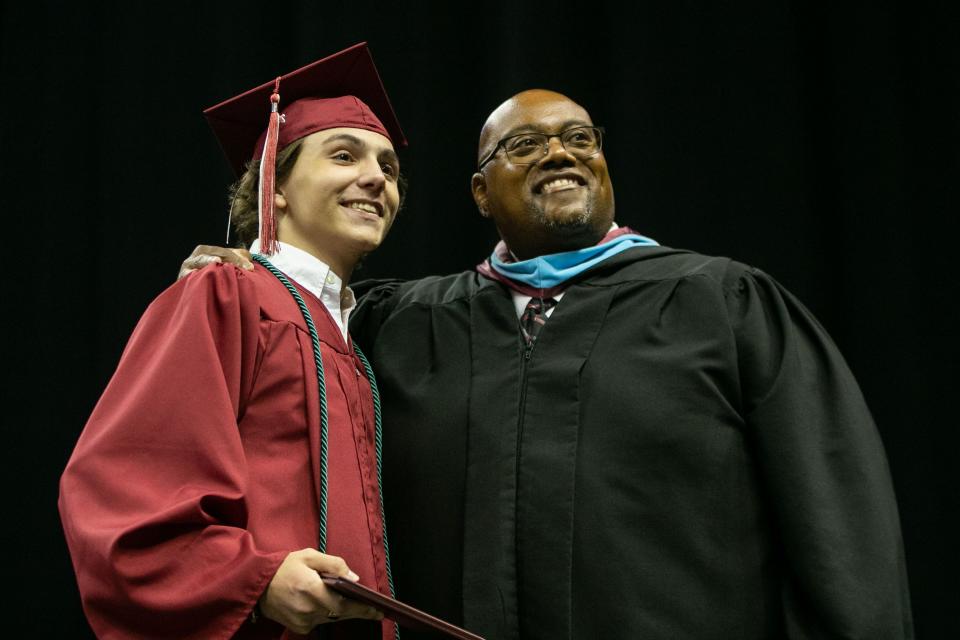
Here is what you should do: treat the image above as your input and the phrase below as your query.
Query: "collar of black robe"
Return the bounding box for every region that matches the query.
[476,226,643,298]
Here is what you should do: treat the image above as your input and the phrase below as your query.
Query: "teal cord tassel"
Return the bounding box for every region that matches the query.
[253,255,399,638]
[253,254,329,552]
[354,345,399,639]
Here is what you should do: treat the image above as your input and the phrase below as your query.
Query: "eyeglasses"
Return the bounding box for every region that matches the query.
[477,126,604,170]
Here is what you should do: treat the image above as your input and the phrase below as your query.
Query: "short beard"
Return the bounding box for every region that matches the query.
[525,194,610,251]
[527,198,595,233]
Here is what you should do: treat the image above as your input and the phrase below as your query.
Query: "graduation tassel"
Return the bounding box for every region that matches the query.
[257,77,282,255]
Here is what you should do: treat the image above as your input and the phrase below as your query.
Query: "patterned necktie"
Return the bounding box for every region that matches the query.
[520,297,558,346]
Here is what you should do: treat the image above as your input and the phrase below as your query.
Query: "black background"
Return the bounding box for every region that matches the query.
[3,1,957,636]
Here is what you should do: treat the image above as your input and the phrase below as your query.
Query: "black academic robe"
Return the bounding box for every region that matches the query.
[350,246,913,640]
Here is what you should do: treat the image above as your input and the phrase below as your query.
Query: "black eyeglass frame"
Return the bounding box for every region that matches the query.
[477,126,605,170]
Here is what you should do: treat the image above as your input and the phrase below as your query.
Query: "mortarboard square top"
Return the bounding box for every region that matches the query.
[204,42,407,177]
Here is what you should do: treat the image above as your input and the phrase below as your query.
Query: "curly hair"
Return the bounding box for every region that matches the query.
[227,140,306,248]
[227,139,407,248]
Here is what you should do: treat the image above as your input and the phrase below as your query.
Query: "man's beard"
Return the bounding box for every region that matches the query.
[527,196,596,233]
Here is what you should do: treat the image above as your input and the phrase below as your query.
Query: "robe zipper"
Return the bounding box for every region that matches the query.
[511,338,535,639]
[517,341,533,459]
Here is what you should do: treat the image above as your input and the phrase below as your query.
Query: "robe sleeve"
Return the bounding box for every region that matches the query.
[726,265,914,639]
[59,264,288,640]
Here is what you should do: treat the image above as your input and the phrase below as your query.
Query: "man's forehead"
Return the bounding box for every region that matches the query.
[479,90,593,161]
[488,93,592,135]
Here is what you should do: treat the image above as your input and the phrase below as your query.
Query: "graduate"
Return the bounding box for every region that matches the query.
[60,43,406,639]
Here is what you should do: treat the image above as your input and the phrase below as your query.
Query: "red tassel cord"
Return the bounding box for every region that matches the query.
[258,77,282,255]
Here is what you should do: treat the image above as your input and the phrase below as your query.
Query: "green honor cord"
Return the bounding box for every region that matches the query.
[252,255,398,633]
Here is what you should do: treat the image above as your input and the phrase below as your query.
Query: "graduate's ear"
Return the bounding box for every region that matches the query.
[274,191,288,212]
[471,172,490,218]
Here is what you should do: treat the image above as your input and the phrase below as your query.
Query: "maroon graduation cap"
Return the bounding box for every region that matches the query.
[203,42,406,253]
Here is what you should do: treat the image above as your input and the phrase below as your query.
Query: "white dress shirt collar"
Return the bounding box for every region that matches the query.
[249,239,356,343]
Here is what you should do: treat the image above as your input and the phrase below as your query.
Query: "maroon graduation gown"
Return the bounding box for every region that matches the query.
[60,263,395,640]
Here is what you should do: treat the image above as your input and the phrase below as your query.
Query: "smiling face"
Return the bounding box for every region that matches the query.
[275,127,400,278]
[471,90,615,259]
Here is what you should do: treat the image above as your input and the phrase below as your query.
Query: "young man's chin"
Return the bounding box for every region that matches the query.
[341,229,387,256]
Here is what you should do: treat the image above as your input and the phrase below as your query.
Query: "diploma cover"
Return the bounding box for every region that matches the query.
[322,575,485,639]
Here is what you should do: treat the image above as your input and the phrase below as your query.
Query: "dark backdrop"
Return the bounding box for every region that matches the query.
[3,1,957,636]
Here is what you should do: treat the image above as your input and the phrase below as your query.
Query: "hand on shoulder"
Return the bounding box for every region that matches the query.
[178,245,254,280]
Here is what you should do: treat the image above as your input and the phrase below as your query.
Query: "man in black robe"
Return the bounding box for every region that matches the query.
[185,89,913,639]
